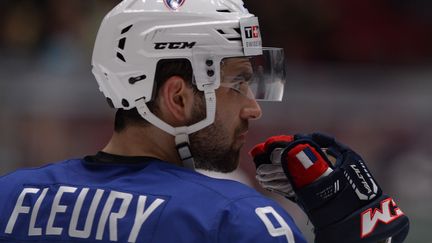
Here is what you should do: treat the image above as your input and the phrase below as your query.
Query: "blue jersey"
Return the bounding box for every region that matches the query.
[0,153,306,243]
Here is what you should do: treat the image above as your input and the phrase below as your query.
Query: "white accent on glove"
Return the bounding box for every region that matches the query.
[256,148,297,200]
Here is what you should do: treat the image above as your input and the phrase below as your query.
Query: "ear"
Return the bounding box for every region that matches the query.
[159,76,195,125]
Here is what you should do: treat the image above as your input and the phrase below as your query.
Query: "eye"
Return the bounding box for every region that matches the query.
[232,80,250,95]
[233,72,253,83]
[232,75,246,83]
[243,72,253,82]
[220,71,254,98]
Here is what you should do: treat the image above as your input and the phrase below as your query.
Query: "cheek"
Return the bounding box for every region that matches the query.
[216,89,241,117]
[216,100,237,124]
[215,106,240,141]
[215,88,244,129]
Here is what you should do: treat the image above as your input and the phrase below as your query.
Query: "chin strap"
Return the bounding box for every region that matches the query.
[175,133,195,170]
[135,89,216,170]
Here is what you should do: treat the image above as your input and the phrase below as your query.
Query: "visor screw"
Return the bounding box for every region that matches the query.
[122,99,129,107]
[207,70,215,77]
[206,60,213,66]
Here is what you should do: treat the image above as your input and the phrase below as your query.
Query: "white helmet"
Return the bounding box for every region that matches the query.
[92,0,286,168]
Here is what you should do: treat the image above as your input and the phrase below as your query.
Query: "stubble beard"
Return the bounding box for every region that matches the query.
[188,93,247,173]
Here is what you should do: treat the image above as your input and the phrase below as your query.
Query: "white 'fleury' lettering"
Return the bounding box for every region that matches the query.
[4,186,165,243]
[68,188,104,239]
[128,196,165,243]
[29,188,48,236]
[96,190,133,241]
[47,186,77,235]
[5,188,39,234]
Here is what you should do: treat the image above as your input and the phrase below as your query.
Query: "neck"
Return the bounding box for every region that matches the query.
[102,125,182,166]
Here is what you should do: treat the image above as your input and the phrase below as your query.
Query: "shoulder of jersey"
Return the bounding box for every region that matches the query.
[0,160,65,181]
[159,163,263,201]
[1,159,262,201]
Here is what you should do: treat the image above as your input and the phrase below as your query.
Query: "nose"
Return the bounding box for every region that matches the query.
[240,98,262,120]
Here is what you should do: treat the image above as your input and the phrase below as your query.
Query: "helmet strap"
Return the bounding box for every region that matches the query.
[135,89,216,170]
[175,133,195,170]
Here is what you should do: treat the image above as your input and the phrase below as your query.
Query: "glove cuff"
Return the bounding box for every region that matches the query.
[315,194,409,243]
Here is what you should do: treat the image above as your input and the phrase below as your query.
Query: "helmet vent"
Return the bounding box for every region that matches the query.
[218,0,248,14]
[217,29,225,35]
[116,25,133,63]
[216,9,232,13]
[227,37,241,41]
[117,52,126,62]
[216,28,242,42]
[118,37,126,50]
[121,24,133,34]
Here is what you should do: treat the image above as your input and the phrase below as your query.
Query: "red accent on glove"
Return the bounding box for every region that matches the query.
[283,144,330,189]
[249,135,294,157]
[263,135,294,149]
[249,142,265,157]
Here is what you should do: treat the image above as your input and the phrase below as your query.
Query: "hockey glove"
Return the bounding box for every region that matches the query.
[250,133,409,243]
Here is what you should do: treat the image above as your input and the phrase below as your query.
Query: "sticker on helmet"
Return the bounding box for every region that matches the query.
[239,17,262,56]
[164,0,186,11]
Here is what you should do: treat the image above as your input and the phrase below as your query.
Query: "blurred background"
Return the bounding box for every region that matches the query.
[0,0,430,242]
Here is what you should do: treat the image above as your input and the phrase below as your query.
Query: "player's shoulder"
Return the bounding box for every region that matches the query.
[0,159,77,184]
[157,166,307,242]
[161,165,262,201]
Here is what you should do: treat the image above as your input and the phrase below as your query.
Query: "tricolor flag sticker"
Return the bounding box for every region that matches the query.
[288,145,333,188]
[295,147,317,169]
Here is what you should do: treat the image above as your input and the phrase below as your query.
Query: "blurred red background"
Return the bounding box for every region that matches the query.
[0,1,431,242]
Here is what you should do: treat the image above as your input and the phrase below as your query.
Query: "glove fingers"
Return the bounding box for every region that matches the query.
[258,180,296,199]
[256,164,284,174]
[250,136,294,169]
[258,180,293,192]
[256,172,287,182]
[263,135,294,150]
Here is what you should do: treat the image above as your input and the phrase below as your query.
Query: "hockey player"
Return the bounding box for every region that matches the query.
[0,0,408,242]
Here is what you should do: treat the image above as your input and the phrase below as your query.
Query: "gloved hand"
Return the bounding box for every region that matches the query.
[250,135,297,200]
[250,133,410,243]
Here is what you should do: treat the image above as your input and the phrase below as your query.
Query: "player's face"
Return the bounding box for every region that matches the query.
[189,58,262,172]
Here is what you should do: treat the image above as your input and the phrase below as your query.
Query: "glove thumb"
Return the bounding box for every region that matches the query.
[282,140,333,189]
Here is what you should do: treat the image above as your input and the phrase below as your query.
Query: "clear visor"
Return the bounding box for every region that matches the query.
[220,47,286,101]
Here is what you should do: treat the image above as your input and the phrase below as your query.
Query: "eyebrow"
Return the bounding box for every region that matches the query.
[231,71,253,83]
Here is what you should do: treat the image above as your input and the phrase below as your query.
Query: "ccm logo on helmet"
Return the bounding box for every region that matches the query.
[360,197,404,238]
[154,42,196,50]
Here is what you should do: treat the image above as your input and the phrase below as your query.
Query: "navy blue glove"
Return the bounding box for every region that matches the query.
[251,133,409,243]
